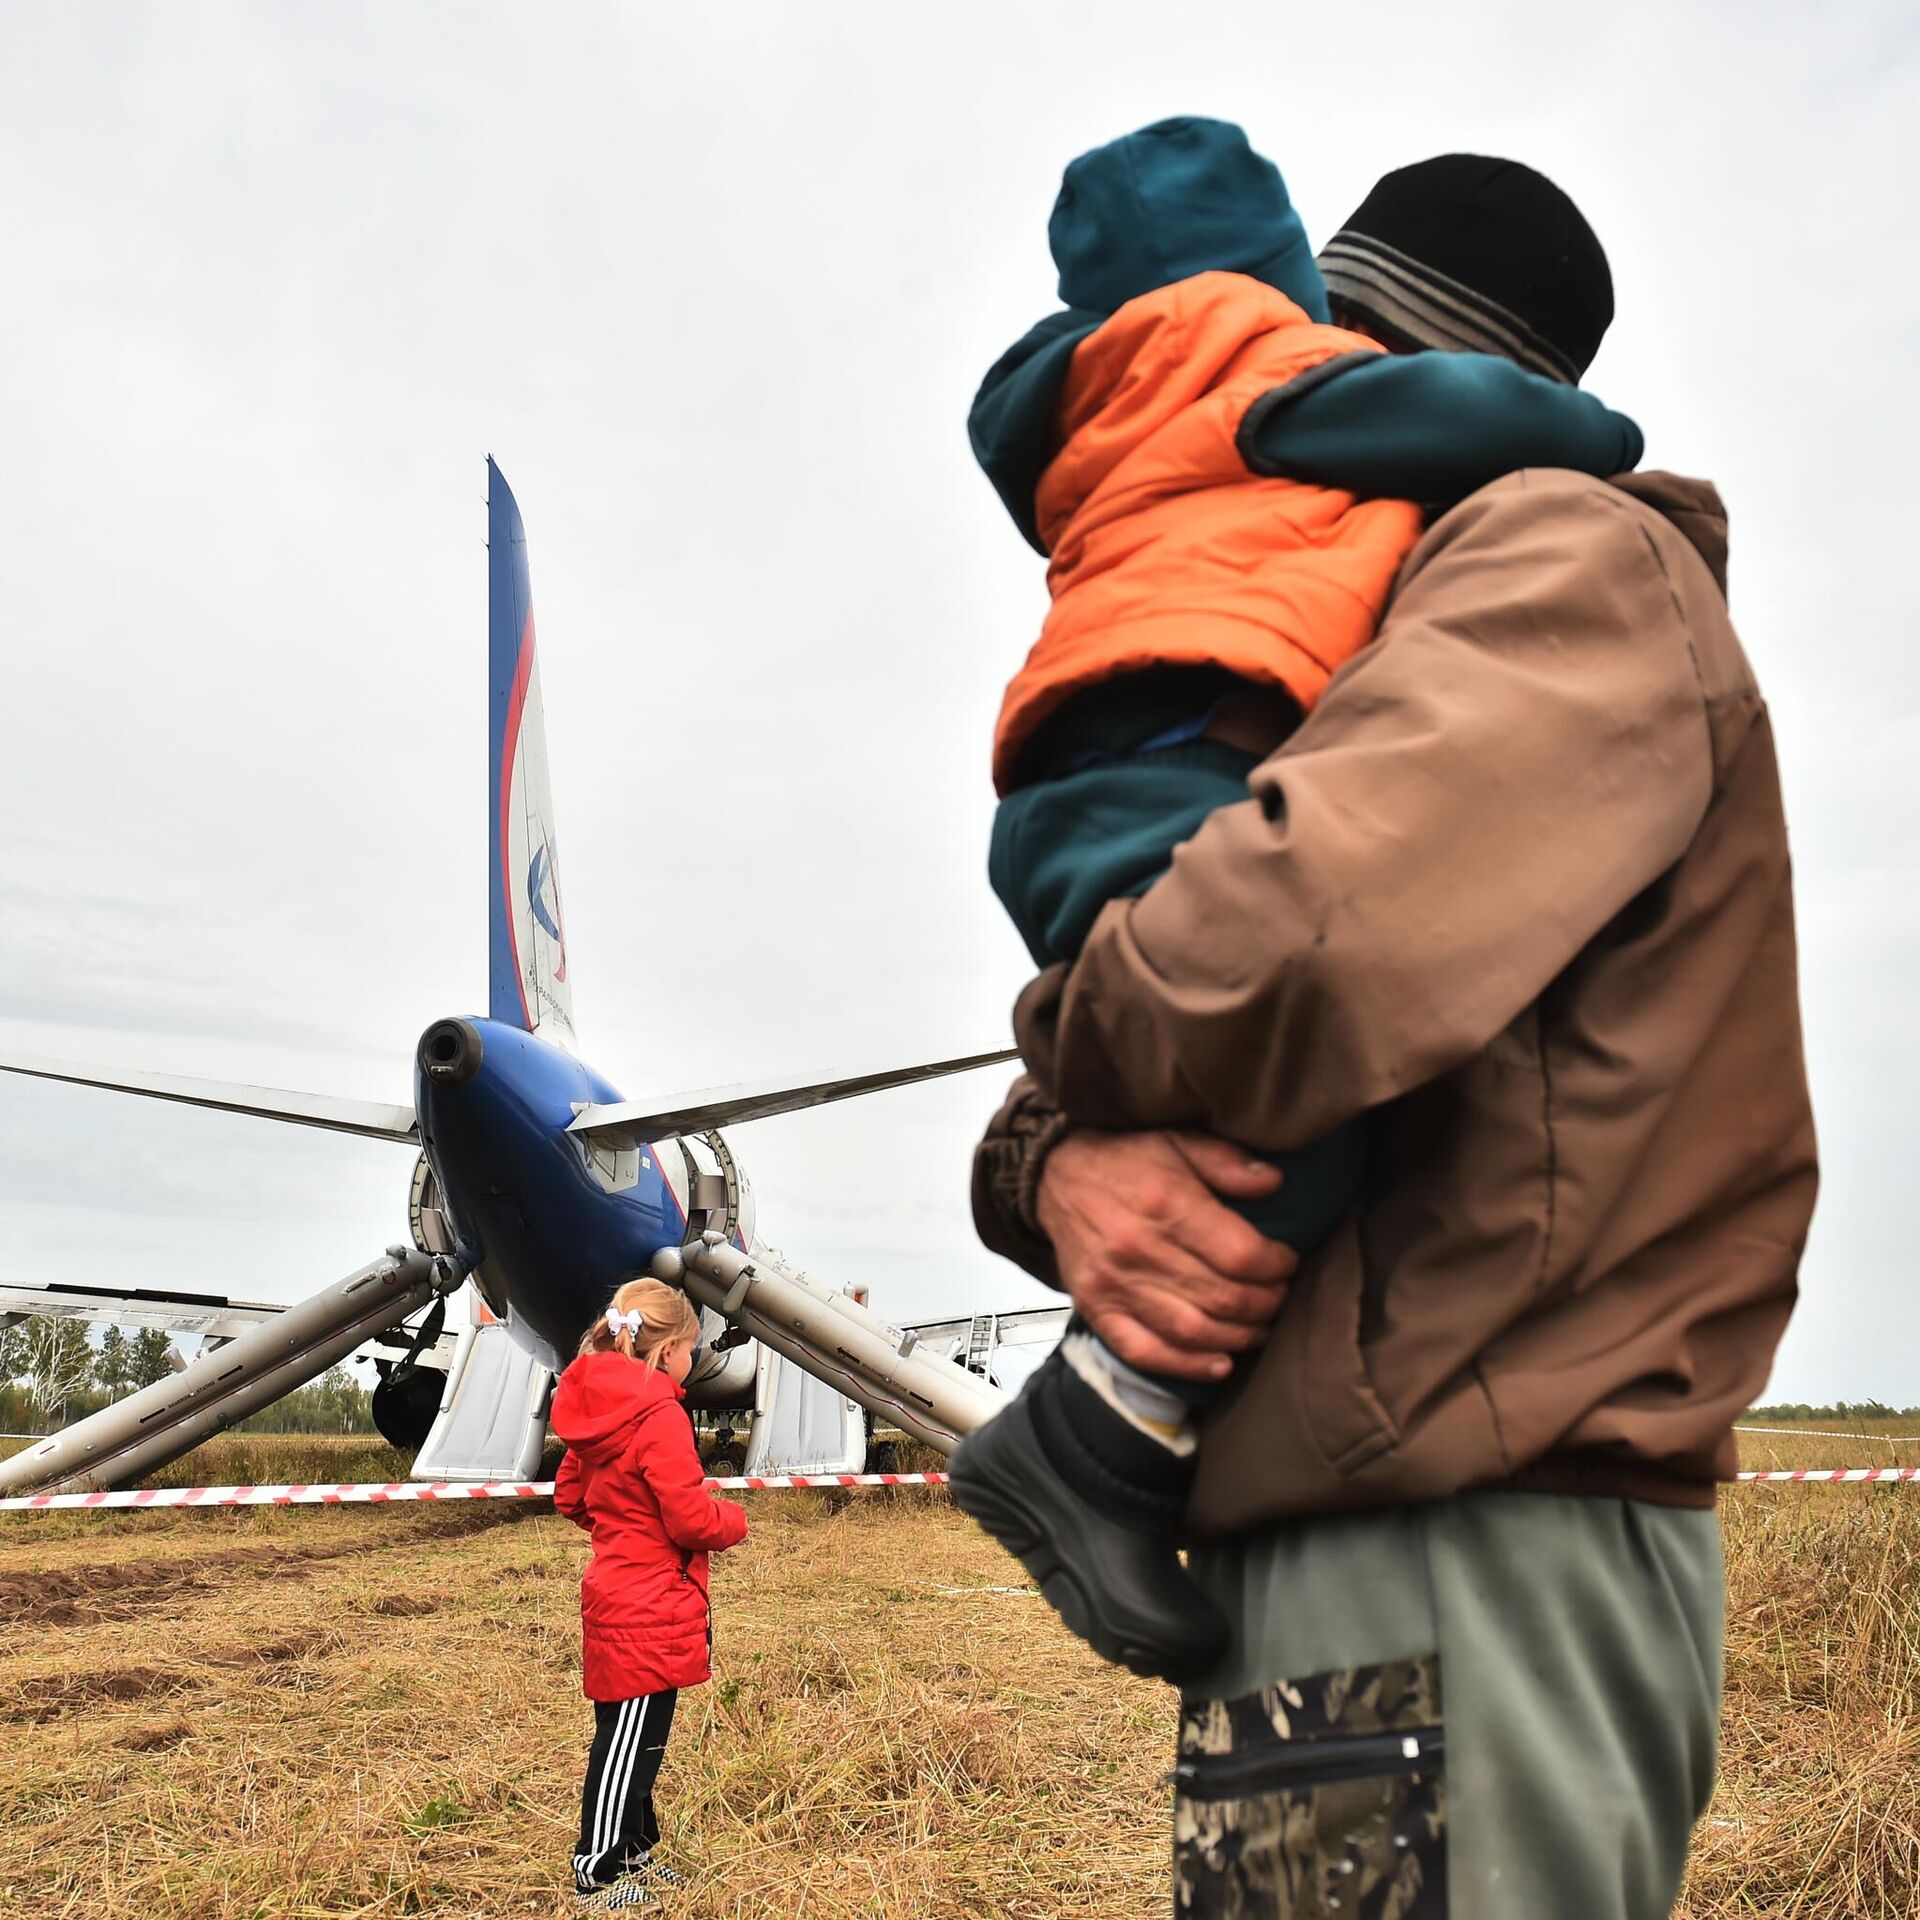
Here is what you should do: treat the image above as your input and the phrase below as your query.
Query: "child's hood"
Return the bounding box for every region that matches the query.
[971,117,1327,552]
[551,1350,684,1464]
[1049,117,1326,320]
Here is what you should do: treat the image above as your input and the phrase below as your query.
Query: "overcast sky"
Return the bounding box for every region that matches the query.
[0,4,1913,1402]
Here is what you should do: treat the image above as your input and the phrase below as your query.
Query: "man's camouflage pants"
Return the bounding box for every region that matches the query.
[1173,1491,1723,1919]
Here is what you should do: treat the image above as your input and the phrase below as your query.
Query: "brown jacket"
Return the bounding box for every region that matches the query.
[974,469,1816,1532]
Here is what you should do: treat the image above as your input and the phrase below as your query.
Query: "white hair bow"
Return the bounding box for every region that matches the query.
[605,1307,645,1337]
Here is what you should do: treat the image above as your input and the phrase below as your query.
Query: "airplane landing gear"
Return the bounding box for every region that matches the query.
[371,1361,446,1453]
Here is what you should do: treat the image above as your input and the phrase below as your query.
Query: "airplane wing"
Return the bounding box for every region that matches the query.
[900,1303,1070,1395]
[0,1281,459,1366]
[566,1048,1018,1144]
[0,1051,418,1143]
[0,1281,289,1340]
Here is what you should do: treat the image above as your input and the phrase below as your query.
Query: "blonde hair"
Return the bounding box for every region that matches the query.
[577,1277,701,1369]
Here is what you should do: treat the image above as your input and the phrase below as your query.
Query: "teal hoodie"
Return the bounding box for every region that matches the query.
[972,116,1327,551]
[970,118,1642,553]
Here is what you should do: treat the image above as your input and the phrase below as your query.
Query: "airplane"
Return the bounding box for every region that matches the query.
[0,462,1058,1500]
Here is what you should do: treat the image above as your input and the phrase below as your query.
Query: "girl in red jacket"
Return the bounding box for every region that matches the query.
[552,1278,748,1910]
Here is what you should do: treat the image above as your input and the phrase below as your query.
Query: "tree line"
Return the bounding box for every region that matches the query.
[1745,1400,1920,1423]
[0,1315,373,1435]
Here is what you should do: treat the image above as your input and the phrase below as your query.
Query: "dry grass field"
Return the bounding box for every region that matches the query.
[1,1424,1915,1918]
[1677,1421,1920,1919]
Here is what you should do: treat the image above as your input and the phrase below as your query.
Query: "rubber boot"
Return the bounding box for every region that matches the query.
[948,1345,1228,1684]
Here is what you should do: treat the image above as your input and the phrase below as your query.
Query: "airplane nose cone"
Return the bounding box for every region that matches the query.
[418,1019,485,1086]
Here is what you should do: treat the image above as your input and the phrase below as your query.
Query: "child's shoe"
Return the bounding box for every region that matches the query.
[573,1875,660,1911]
[627,1851,685,1892]
[947,1341,1228,1684]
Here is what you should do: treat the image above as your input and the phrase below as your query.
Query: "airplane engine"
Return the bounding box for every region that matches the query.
[675,1130,755,1249]
[684,1319,757,1409]
[732,1160,757,1253]
[672,1131,761,1412]
[407,1153,456,1257]
[370,1355,448,1452]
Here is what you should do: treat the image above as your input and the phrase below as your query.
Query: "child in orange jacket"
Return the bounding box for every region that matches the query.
[552,1279,747,1911]
[950,119,1642,1685]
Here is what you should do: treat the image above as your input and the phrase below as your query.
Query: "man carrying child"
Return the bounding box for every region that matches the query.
[963,125,1817,1920]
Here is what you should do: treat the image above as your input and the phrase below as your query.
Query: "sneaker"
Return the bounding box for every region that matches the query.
[627,1852,686,1891]
[947,1345,1228,1685]
[573,1876,660,1911]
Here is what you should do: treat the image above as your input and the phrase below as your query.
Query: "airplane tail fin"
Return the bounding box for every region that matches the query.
[488,459,578,1053]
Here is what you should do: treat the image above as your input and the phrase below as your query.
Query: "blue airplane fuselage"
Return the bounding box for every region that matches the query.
[412,1017,684,1372]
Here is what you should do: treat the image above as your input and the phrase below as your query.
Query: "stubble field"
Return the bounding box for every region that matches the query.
[1,1424,1915,1918]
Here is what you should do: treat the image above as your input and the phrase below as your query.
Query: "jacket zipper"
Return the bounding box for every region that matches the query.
[1170,1724,1443,1802]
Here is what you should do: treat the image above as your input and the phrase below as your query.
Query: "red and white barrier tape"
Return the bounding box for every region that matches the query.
[1736,1467,1920,1484]
[1734,1426,1920,1444]
[0,1471,950,1513]
[10,1466,1920,1512]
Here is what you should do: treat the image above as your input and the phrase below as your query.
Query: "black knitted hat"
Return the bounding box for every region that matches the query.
[1319,155,1614,385]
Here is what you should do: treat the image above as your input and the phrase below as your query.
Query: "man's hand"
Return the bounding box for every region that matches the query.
[1035,1131,1297,1382]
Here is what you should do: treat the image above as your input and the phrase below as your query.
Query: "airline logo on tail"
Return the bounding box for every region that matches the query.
[527,842,567,982]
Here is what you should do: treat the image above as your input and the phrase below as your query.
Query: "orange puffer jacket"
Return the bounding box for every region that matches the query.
[992,272,1423,795]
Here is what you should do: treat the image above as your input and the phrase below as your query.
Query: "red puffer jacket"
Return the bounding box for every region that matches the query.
[550,1352,748,1700]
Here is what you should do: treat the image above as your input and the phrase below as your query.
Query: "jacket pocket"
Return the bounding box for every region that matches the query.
[1172,1655,1445,1918]
[1296,1217,1398,1476]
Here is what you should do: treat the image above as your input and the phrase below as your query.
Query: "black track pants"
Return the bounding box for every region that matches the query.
[573,1690,679,1892]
